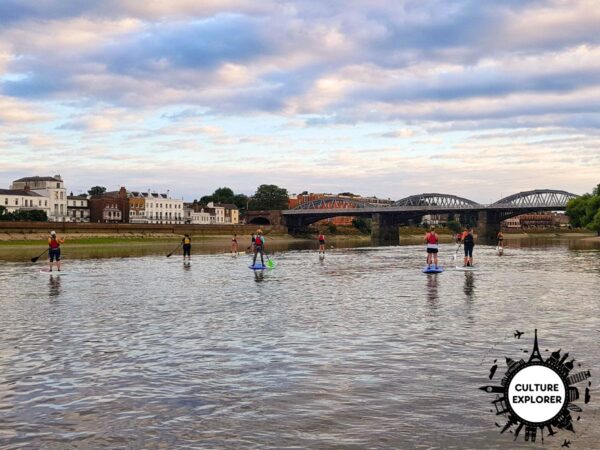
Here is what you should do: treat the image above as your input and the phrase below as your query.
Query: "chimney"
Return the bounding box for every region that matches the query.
[119,186,127,199]
[54,174,62,181]
[24,185,30,193]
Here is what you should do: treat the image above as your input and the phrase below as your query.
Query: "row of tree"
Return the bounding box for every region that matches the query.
[566,184,600,233]
[0,206,48,221]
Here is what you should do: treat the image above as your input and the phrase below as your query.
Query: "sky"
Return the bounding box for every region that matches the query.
[1,0,599,203]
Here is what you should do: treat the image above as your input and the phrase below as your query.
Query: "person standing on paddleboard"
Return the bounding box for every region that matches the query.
[252,230,265,267]
[461,226,475,267]
[318,232,325,254]
[231,234,238,255]
[496,230,504,250]
[182,234,192,260]
[424,226,439,269]
[48,231,65,272]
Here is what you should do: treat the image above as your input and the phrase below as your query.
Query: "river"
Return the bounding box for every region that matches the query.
[0,237,599,449]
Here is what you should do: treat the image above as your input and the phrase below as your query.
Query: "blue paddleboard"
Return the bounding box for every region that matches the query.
[422,266,443,273]
[249,264,267,270]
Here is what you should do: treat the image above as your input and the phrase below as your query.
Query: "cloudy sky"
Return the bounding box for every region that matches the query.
[1,0,599,202]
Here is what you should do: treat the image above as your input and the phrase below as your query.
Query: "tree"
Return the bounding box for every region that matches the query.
[197,187,249,210]
[248,184,289,210]
[88,186,107,196]
[566,185,600,231]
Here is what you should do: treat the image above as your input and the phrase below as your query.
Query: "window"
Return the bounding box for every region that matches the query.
[56,183,60,188]
[4,198,7,205]
[15,199,18,205]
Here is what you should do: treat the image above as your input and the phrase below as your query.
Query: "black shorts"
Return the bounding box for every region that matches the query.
[426,248,438,254]
[319,240,325,245]
[49,248,61,262]
[183,244,191,256]
[464,245,474,257]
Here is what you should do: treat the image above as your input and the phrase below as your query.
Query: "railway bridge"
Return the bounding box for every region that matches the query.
[281,189,578,244]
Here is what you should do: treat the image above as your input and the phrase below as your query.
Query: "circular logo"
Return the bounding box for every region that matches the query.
[507,365,566,423]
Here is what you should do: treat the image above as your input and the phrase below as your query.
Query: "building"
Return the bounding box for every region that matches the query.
[204,202,225,224]
[219,203,240,224]
[501,213,570,230]
[128,192,147,224]
[0,188,50,217]
[10,175,67,221]
[89,187,130,223]
[142,190,184,224]
[67,194,90,222]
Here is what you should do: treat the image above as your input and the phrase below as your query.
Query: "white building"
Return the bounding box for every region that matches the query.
[205,202,225,224]
[191,210,212,224]
[0,188,50,217]
[67,195,90,222]
[130,190,184,224]
[11,175,67,222]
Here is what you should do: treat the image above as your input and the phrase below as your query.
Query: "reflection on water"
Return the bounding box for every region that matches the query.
[0,237,599,449]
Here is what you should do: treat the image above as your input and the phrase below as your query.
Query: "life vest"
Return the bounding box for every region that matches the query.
[183,237,191,245]
[464,233,474,246]
[426,232,438,244]
[49,237,60,249]
[318,235,325,242]
[255,236,263,245]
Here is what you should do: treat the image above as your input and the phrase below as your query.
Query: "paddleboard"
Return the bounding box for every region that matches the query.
[40,269,67,275]
[422,266,443,274]
[249,264,267,270]
[455,266,477,271]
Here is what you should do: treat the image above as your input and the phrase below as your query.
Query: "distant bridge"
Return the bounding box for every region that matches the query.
[281,189,578,243]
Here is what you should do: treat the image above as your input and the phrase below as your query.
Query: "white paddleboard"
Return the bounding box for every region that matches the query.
[455,266,477,271]
[40,269,68,275]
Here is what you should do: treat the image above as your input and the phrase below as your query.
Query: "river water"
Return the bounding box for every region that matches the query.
[0,238,599,449]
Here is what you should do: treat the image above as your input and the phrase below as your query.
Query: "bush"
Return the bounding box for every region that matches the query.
[327,223,337,233]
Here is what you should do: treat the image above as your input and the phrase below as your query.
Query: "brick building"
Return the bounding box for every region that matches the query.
[89,187,130,223]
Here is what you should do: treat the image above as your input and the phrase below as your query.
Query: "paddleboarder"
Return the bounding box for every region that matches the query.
[47,231,65,272]
[461,226,475,267]
[181,234,192,260]
[318,232,326,254]
[252,230,265,267]
[231,234,238,255]
[496,230,504,249]
[424,226,439,269]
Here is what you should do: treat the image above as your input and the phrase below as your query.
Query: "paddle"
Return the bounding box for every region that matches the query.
[452,242,462,261]
[166,242,182,258]
[31,248,49,263]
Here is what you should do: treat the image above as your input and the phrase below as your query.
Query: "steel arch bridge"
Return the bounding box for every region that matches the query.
[491,189,578,208]
[394,193,480,208]
[293,197,371,210]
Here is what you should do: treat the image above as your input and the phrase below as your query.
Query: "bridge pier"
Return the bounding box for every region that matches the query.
[371,213,399,245]
[477,210,500,242]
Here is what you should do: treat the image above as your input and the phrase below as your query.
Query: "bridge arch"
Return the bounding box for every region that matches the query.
[394,193,480,208]
[248,216,271,225]
[492,189,578,207]
[292,197,371,210]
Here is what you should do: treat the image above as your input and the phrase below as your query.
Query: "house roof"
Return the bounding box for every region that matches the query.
[13,176,60,182]
[215,203,239,209]
[0,188,43,197]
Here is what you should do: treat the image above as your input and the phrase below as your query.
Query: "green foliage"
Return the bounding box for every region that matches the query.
[88,186,107,196]
[248,184,289,210]
[327,222,337,233]
[352,217,372,234]
[447,219,462,233]
[0,208,48,221]
[198,187,248,210]
[566,186,600,231]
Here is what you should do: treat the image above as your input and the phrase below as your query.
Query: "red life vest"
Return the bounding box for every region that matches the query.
[255,236,263,245]
[426,232,438,244]
[49,237,60,249]
[318,235,325,241]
